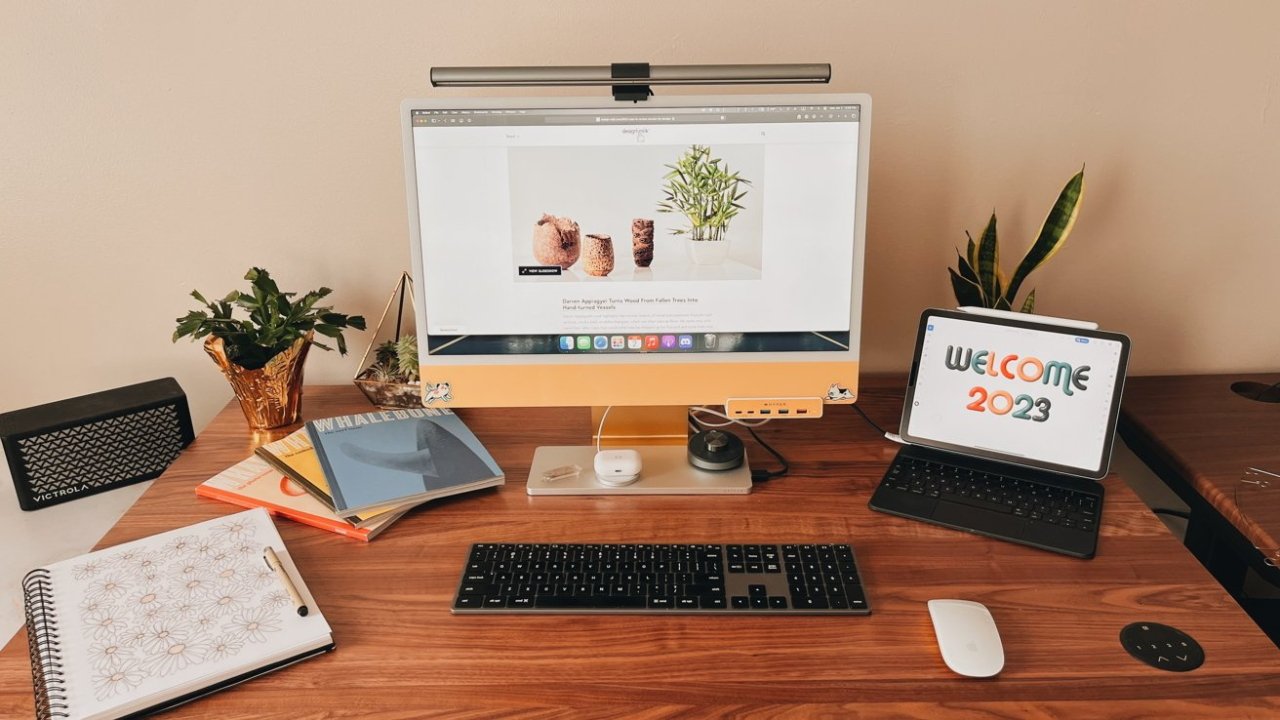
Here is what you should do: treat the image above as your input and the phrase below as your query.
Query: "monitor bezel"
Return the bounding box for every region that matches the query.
[400,92,871,370]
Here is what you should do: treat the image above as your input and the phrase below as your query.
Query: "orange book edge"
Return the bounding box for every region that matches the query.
[195,483,374,542]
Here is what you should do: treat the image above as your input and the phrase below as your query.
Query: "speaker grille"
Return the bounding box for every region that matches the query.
[0,378,194,510]
[15,405,186,495]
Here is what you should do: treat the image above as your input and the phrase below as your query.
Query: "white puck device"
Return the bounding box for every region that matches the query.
[593,449,643,487]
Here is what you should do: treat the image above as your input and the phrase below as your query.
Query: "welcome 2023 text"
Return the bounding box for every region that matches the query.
[943,346,1092,423]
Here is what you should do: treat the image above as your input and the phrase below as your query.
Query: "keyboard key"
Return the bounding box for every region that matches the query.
[732,596,749,609]
[535,596,596,609]
[700,595,727,609]
[597,596,646,609]
[455,594,483,608]
[941,491,1012,514]
[769,596,788,609]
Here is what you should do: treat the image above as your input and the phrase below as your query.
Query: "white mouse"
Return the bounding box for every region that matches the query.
[593,449,642,487]
[927,599,1005,677]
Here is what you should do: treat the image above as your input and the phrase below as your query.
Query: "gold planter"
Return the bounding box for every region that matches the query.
[204,334,312,430]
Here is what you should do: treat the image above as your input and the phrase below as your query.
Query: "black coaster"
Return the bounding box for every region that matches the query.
[1119,622,1204,672]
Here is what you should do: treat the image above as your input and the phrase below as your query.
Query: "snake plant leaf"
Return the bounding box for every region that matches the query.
[994,295,1012,311]
[976,213,1000,303]
[1004,169,1084,305]
[949,268,985,307]
[955,250,980,285]
[1020,288,1037,313]
[965,231,978,270]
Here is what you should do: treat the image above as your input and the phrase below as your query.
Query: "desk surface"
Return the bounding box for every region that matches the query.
[4,377,1280,717]
[1120,374,1280,555]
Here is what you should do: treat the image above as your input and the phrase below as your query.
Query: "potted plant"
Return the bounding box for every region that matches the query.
[354,335,423,409]
[173,267,366,429]
[657,144,751,266]
[350,272,427,409]
[949,169,1085,312]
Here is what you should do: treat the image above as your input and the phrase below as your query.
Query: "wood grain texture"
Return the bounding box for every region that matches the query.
[3,377,1279,718]
[1120,374,1280,553]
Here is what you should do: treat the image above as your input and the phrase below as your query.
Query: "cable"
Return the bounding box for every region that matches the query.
[1249,380,1280,401]
[593,404,609,448]
[593,405,641,487]
[687,408,788,482]
[744,424,789,482]
[850,403,890,436]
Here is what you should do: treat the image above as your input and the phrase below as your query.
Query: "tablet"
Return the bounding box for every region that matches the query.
[900,308,1131,480]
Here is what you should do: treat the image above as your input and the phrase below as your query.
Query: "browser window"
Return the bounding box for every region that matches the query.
[409,104,861,356]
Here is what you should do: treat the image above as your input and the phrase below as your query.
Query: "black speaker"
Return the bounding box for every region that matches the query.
[0,378,194,510]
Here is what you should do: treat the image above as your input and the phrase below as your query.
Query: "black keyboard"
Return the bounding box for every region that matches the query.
[869,447,1103,558]
[452,543,870,615]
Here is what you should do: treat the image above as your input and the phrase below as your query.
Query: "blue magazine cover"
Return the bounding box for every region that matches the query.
[305,408,504,515]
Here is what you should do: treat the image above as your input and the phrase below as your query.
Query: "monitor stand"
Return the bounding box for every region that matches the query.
[526,406,752,496]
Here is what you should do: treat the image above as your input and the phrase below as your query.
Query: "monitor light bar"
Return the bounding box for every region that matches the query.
[430,63,832,88]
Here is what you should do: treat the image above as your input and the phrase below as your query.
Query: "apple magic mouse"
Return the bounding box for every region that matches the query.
[927,599,1005,678]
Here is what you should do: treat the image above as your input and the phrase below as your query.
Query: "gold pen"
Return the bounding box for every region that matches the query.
[263,546,309,617]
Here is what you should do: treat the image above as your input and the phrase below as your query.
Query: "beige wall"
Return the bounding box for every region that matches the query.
[2,1,1278,431]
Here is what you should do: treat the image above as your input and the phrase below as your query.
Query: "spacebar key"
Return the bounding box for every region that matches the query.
[597,596,647,609]
[534,596,598,609]
[940,492,1012,514]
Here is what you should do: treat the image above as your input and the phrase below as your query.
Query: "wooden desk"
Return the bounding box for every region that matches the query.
[1119,373,1280,642]
[4,377,1280,717]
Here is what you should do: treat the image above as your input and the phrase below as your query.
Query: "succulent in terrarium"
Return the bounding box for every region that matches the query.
[360,336,419,384]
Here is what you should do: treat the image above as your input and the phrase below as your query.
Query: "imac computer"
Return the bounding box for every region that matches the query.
[401,93,870,495]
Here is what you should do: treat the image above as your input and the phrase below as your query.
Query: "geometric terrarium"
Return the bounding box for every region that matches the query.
[352,272,424,409]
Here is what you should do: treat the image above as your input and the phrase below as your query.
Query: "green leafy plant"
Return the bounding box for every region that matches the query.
[656,144,750,242]
[172,267,366,370]
[949,169,1085,313]
[360,335,419,384]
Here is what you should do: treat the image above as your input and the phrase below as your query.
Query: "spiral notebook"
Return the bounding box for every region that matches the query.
[23,508,334,720]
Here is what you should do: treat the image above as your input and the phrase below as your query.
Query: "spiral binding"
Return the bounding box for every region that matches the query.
[23,568,68,719]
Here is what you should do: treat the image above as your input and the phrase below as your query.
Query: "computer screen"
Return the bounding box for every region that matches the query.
[402,94,870,410]
[900,309,1131,479]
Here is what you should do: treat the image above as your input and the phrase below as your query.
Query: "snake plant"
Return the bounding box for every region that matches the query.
[949,169,1085,313]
